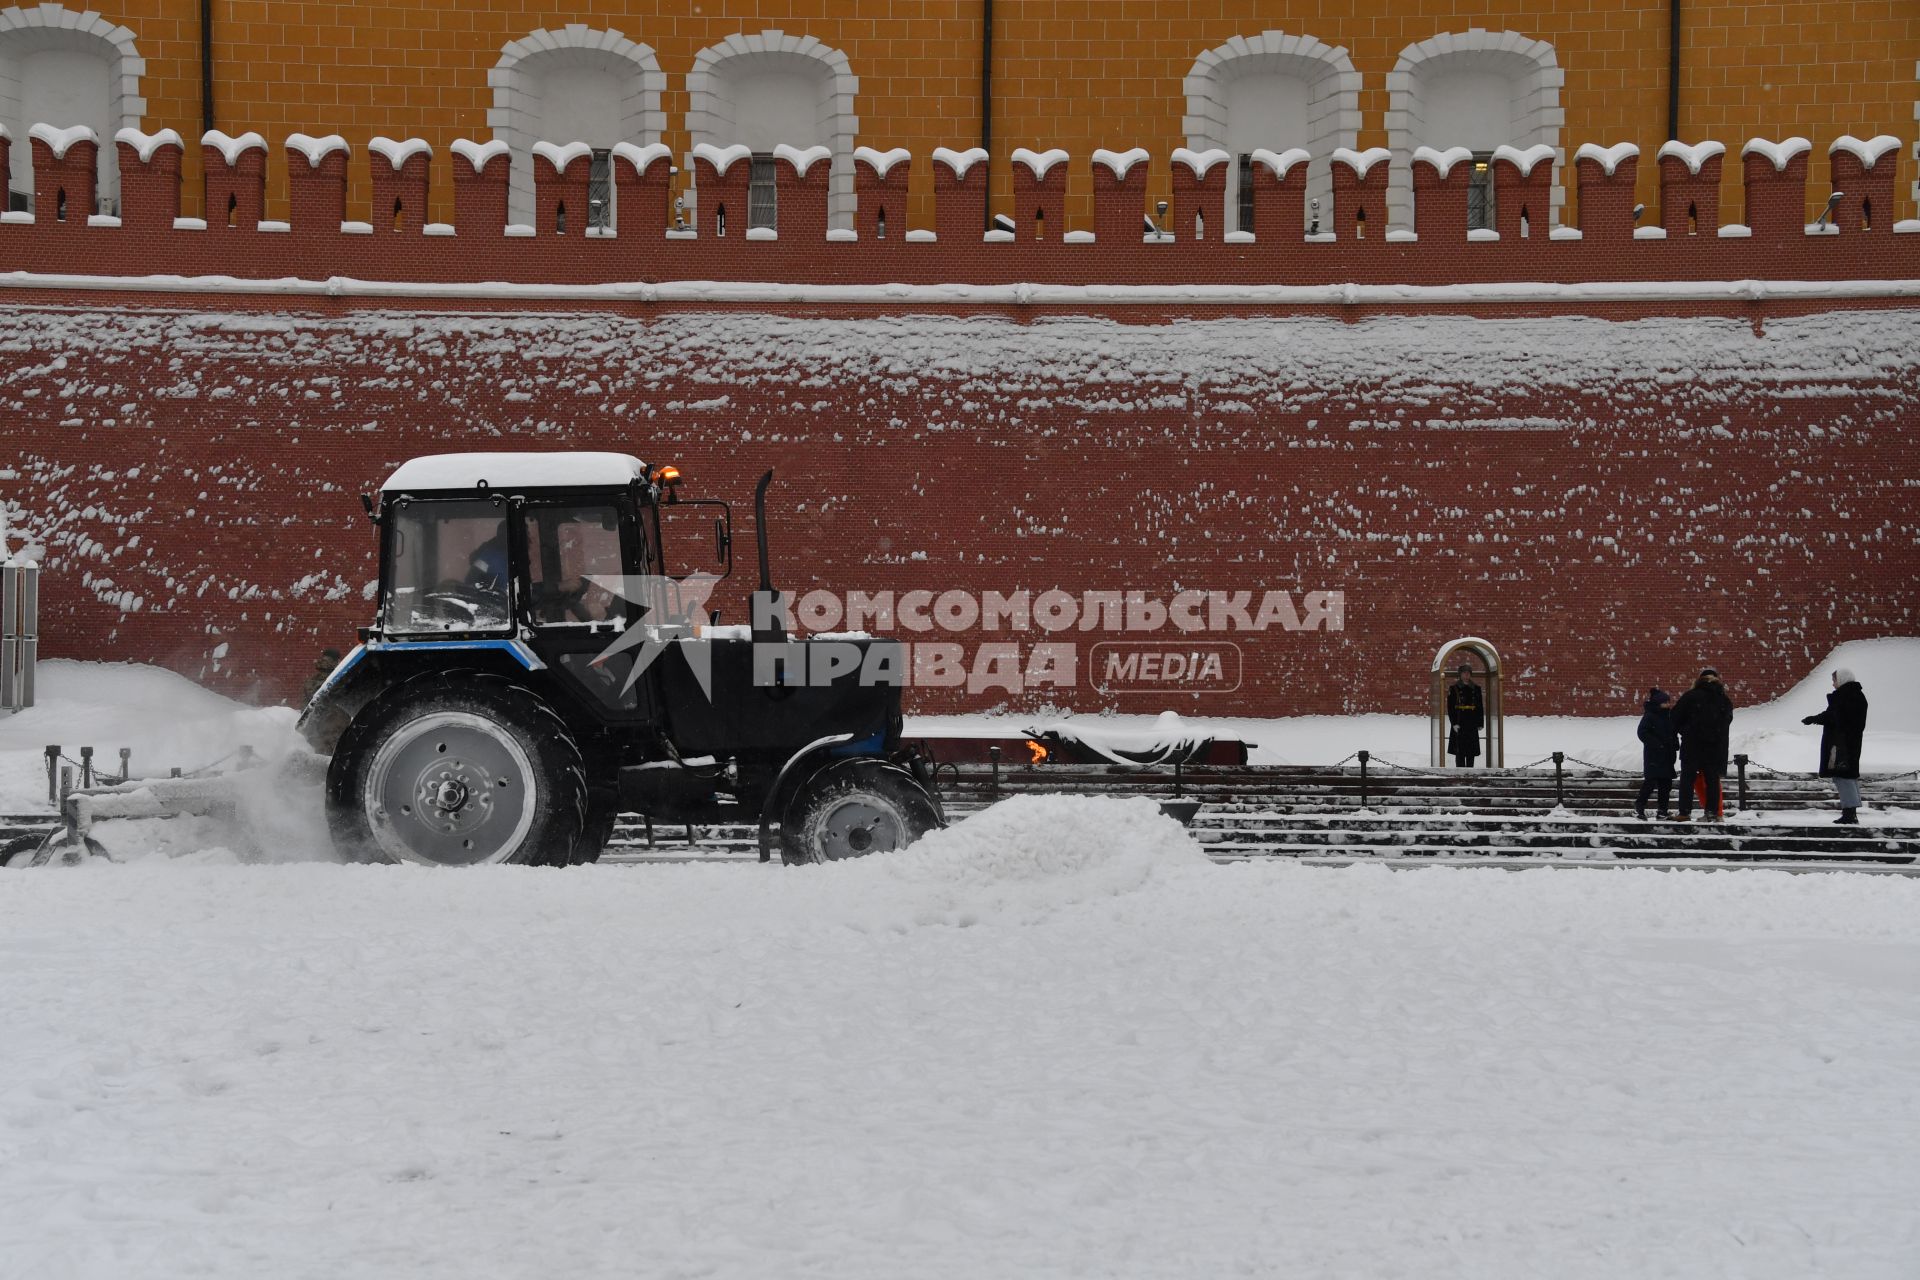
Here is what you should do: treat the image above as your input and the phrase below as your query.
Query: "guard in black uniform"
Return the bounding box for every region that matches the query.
[1446,664,1485,768]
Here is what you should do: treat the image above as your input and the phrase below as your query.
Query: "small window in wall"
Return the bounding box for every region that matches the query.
[1236,153,1255,232]
[1467,152,1495,231]
[587,148,613,230]
[7,190,30,214]
[748,152,777,230]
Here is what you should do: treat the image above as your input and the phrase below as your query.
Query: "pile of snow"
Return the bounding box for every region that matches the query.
[852,794,1207,928]
[1751,638,1915,718]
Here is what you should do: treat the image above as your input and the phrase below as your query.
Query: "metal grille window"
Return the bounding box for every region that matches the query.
[588,149,613,231]
[1236,153,1255,233]
[748,153,777,230]
[1467,153,1495,231]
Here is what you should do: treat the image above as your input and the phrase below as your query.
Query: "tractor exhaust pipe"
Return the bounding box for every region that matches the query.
[751,469,786,642]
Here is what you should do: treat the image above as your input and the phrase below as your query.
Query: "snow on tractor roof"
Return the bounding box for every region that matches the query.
[381,452,648,492]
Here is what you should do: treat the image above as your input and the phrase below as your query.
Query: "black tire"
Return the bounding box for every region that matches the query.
[782,761,941,866]
[325,671,589,867]
[578,782,620,863]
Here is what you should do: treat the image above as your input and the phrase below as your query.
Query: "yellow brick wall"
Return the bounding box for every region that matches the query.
[66,2,1920,228]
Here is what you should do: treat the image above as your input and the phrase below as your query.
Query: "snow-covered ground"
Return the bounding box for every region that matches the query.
[1,796,1916,1278]
[2,645,1919,1275]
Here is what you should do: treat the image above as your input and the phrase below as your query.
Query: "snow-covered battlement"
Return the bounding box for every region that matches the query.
[0,130,1912,288]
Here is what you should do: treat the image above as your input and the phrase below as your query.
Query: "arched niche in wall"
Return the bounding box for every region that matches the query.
[0,3,145,214]
[1430,636,1506,768]
[1182,31,1360,233]
[489,25,666,228]
[1385,30,1564,232]
[685,30,858,230]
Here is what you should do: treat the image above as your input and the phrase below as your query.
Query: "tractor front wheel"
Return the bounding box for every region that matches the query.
[327,673,590,867]
[783,762,941,865]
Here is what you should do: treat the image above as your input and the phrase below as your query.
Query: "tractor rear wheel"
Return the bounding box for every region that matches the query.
[579,783,621,862]
[326,673,589,867]
[783,763,941,865]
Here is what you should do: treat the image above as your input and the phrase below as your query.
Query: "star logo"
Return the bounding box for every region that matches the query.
[585,573,725,700]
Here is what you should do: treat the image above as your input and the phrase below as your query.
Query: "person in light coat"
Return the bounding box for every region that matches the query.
[1802,667,1868,824]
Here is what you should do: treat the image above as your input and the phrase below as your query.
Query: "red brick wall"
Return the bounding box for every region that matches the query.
[3,138,1916,716]
[5,291,1916,718]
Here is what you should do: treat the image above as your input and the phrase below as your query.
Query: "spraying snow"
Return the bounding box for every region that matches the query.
[0,660,303,811]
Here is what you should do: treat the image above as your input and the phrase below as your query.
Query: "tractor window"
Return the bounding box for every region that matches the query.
[524,504,626,626]
[382,499,512,634]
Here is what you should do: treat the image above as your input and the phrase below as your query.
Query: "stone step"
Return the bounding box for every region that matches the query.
[1199,841,1915,866]
[1193,830,1916,859]
[1206,853,1920,876]
[1189,811,1919,834]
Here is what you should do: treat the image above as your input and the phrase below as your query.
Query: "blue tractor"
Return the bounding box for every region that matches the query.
[299,452,943,867]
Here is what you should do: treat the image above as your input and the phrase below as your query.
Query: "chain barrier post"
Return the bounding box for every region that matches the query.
[1552,751,1565,808]
[79,746,94,789]
[988,744,1001,797]
[44,744,59,806]
[1733,754,1750,813]
[1174,757,1184,798]
[1357,750,1370,808]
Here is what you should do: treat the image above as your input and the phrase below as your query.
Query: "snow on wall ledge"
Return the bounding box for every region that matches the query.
[3,301,1915,716]
[0,134,1913,289]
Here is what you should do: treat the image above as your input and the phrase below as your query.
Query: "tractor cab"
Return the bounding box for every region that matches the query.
[299,451,940,869]
[375,451,669,636]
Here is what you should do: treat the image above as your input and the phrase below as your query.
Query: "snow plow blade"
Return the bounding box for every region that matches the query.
[15,751,328,867]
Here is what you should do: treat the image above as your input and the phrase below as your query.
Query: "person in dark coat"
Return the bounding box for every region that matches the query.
[1445,664,1485,768]
[1802,667,1868,824]
[1635,688,1678,820]
[1671,667,1735,821]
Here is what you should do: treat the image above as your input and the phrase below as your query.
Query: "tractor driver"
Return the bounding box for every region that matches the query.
[538,517,619,624]
[467,520,508,594]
